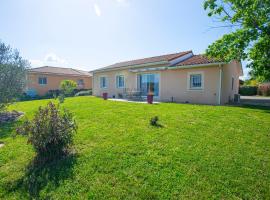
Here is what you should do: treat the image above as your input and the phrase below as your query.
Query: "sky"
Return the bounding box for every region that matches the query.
[0,0,247,78]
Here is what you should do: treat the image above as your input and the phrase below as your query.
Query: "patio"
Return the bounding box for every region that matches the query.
[108,98,160,104]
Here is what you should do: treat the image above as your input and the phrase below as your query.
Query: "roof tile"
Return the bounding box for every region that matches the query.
[29,66,92,76]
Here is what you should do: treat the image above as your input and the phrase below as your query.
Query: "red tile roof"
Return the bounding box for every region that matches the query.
[175,55,221,66]
[97,51,192,71]
[29,66,92,76]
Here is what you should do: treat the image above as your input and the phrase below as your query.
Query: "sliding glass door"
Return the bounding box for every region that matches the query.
[137,73,160,96]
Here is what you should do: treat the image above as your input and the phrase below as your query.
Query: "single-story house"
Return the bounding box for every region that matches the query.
[26,66,92,96]
[91,50,243,105]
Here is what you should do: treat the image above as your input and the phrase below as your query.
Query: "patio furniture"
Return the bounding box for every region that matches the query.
[123,88,143,101]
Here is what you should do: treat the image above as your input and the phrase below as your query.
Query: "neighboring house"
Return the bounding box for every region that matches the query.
[92,50,243,105]
[26,66,92,96]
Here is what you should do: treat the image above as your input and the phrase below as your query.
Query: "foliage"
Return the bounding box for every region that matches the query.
[60,80,77,96]
[1,97,270,199]
[244,79,259,86]
[204,0,270,81]
[150,116,159,126]
[16,102,77,162]
[75,90,92,96]
[0,40,30,111]
[58,94,65,104]
[258,83,270,96]
[239,86,258,96]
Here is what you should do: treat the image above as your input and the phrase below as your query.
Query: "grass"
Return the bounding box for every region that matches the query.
[0,96,270,199]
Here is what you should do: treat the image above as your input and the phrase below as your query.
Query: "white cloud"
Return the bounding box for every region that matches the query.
[30,53,68,68]
[94,3,101,17]
[45,53,67,64]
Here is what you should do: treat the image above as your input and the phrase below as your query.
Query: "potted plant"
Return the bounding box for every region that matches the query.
[147,91,154,104]
[102,92,108,100]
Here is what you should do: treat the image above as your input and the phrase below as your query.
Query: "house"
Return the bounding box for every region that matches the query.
[92,51,243,105]
[26,66,92,96]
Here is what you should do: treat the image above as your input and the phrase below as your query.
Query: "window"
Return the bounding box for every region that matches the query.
[137,73,160,96]
[38,77,47,85]
[77,79,84,86]
[116,75,125,88]
[100,76,107,89]
[188,72,204,90]
[231,77,234,90]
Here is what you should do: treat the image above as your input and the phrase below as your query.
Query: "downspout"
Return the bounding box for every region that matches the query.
[218,64,223,105]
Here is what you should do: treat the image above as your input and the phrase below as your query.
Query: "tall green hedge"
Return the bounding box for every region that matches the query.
[239,86,258,96]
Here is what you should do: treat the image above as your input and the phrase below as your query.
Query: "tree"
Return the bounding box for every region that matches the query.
[0,41,30,111]
[60,80,77,96]
[203,0,270,81]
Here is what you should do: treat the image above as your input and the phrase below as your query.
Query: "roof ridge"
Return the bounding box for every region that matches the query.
[30,66,73,70]
[72,68,88,74]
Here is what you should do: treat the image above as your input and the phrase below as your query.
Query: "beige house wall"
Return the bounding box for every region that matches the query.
[221,60,242,104]
[159,66,220,104]
[27,73,92,96]
[93,62,241,105]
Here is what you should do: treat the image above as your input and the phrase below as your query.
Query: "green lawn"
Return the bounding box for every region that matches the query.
[0,97,270,199]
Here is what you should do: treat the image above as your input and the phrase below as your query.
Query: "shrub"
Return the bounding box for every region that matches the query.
[150,116,159,126]
[60,80,77,97]
[58,94,65,104]
[46,89,61,98]
[16,102,77,162]
[243,79,259,86]
[75,90,92,96]
[239,86,258,96]
[258,83,270,96]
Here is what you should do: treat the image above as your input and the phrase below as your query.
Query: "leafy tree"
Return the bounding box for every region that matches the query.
[0,41,30,111]
[204,0,270,81]
[60,80,77,96]
[16,102,77,162]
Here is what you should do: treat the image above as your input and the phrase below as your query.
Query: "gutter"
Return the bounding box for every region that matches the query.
[91,61,169,73]
[129,62,226,73]
[169,62,226,70]
[27,71,92,77]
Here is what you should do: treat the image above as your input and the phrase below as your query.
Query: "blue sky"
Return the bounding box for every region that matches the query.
[0,0,247,78]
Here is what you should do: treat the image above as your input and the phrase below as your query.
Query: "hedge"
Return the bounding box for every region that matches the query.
[239,86,258,96]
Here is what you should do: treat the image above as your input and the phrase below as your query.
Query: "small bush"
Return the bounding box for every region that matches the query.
[75,90,92,96]
[239,86,258,96]
[258,83,270,96]
[60,80,77,97]
[58,94,65,104]
[16,102,77,162]
[46,89,61,98]
[150,116,159,126]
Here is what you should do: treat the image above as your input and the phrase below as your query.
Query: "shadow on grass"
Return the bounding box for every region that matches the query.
[4,153,77,199]
[236,104,270,113]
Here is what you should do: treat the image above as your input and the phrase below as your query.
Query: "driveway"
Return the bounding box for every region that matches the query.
[240,96,270,106]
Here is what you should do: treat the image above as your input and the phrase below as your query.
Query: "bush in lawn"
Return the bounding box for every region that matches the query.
[239,86,258,96]
[150,116,159,126]
[58,94,65,104]
[60,80,77,97]
[258,83,270,96]
[75,90,92,96]
[16,102,77,163]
